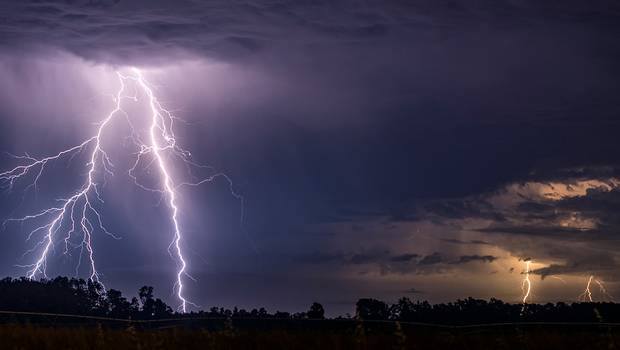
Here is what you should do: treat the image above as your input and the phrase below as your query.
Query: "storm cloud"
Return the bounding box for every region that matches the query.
[1,0,618,64]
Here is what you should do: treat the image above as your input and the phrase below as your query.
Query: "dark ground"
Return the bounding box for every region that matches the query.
[1,322,619,350]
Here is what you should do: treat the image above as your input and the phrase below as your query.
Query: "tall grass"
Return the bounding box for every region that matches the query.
[0,323,619,349]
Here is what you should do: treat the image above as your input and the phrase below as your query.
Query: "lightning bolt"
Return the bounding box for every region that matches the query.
[578,275,594,302]
[578,275,614,302]
[0,68,241,312]
[521,259,532,305]
[594,279,614,301]
[1,76,126,286]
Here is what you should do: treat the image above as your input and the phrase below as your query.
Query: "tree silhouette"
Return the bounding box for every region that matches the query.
[0,277,172,320]
[307,302,325,319]
[106,289,135,318]
[356,298,389,320]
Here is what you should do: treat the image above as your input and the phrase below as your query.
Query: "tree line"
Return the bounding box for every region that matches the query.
[1,277,619,324]
[0,277,324,320]
[356,297,620,324]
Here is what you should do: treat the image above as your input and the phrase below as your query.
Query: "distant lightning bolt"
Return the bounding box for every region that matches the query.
[521,259,532,305]
[0,68,240,312]
[578,275,594,302]
[578,275,614,302]
[595,279,614,301]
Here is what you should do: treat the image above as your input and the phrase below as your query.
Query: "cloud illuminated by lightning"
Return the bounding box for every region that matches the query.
[0,68,241,312]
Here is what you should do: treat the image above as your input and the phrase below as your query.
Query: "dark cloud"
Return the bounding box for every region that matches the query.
[559,188,620,225]
[516,202,556,216]
[348,251,391,265]
[295,249,497,276]
[531,253,617,279]
[418,252,443,266]
[475,225,594,238]
[452,255,497,264]
[0,0,618,66]
[423,200,505,222]
[389,253,419,262]
[480,187,620,240]
[296,250,420,267]
[345,250,422,272]
[440,238,491,246]
[0,0,416,63]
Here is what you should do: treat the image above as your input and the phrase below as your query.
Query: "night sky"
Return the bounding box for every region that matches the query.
[1,0,620,316]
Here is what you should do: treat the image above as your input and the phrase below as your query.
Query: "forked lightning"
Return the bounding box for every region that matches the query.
[0,68,240,312]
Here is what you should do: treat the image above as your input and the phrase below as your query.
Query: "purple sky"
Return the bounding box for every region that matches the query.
[1,0,620,315]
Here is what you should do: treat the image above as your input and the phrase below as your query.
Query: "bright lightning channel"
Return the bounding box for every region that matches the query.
[0,68,240,312]
[578,275,594,302]
[521,259,532,305]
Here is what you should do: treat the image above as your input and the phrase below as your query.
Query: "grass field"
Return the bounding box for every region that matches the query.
[1,322,620,349]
